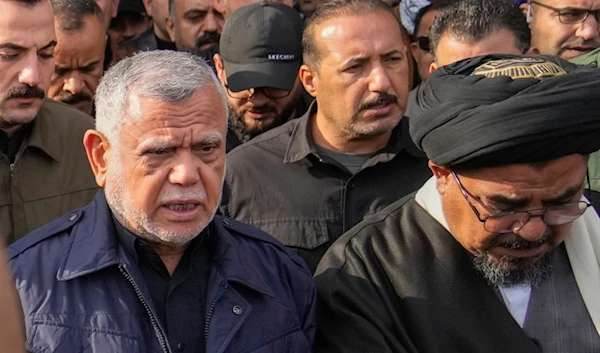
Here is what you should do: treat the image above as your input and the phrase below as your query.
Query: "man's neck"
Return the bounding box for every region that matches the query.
[311,111,392,154]
[147,240,190,276]
[0,125,22,138]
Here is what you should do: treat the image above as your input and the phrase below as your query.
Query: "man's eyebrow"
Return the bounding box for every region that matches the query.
[341,55,369,67]
[137,138,173,151]
[543,182,584,204]
[381,49,403,59]
[80,61,101,70]
[198,132,223,144]
[558,6,592,11]
[0,41,57,51]
[0,43,26,50]
[486,194,529,208]
[485,181,585,207]
[185,9,208,16]
[138,132,224,151]
[40,41,57,50]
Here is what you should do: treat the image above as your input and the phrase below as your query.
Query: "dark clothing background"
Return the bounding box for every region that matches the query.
[221,103,431,272]
[126,27,176,53]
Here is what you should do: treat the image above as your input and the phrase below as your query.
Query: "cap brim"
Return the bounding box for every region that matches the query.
[224,60,301,92]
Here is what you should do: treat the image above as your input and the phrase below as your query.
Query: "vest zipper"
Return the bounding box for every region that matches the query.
[119,264,171,353]
[204,282,228,344]
[9,163,14,178]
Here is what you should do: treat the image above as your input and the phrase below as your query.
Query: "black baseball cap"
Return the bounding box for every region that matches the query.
[219,1,303,92]
[117,0,146,15]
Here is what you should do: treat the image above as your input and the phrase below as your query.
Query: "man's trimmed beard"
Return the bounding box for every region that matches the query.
[472,233,555,287]
[472,251,554,287]
[104,155,219,246]
[229,89,301,140]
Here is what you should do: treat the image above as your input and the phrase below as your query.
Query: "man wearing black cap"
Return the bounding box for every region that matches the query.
[107,0,152,65]
[213,1,307,151]
[220,0,431,272]
[315,54,600,353]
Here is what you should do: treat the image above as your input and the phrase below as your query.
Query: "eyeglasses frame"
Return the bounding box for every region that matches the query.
[529,1,600,24]
[224,84,291,100]
[450,169,593,233]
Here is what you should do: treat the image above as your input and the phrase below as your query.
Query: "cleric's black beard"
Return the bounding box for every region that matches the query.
[472,250,555,287]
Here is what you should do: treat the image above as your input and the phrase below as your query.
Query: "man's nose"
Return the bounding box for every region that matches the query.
[513,216,548,242]
[63,73,85,94]
[18,55,43,88]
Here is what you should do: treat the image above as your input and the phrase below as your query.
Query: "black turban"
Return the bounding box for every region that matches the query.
[409,54,600,169]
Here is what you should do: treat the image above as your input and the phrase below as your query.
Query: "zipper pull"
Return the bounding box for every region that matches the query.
[9,163,14,177]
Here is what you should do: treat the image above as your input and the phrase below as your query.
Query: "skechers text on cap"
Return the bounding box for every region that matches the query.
[219,1,304,92]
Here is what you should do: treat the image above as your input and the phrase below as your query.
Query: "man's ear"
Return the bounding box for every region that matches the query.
[111,0,120,18]
[521,3,533,22]
[142,0,153,17]
[410,41,420,61]
[429,61,438,74]
[214,53,227,85]
[165,16,176,43]
[429,161,453,195]
[299,64,317,98]
[83,130,111,188]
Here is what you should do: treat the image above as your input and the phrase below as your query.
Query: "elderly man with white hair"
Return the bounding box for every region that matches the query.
[7,50,316,353]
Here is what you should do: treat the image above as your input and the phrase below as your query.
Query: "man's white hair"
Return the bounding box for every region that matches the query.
[94,50,228,148]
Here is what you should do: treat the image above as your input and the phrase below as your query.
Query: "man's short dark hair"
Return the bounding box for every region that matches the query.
[302,0,397,71]
[50,0,105,32]
[429,0,530,59]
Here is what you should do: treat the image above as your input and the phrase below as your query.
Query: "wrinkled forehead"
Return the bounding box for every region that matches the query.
[460,155,589,200]
[176,0,214,13]
[121,92,227,140]
[316,12,405,61]
[55,16,107,52]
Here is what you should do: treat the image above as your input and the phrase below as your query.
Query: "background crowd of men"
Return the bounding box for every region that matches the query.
[1,0,600,351]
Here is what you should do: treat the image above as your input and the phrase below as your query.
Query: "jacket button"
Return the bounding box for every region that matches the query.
[177,342,185,351]
[68,213,78,221]
[223,219,232,226]
[232,305,243,315]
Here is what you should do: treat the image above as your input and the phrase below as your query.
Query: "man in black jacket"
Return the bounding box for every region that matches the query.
[220,0,431,272]
[9,50,316,353]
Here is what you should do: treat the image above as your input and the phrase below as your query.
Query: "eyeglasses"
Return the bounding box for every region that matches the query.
[529,1,600,24]
[414,36,431,52]
[224,84,291,100]
[451,170,592,234]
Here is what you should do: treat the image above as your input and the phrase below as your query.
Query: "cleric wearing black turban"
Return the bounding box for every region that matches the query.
[314,55,600,353]
[411,54,600,169]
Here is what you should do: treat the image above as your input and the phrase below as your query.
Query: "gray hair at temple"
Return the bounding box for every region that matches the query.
[95,50,228,149]
[50,0,105,32]
[428,0,530,60]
